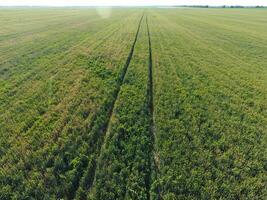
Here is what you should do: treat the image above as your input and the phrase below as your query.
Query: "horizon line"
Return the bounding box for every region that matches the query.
[0,4,266,7]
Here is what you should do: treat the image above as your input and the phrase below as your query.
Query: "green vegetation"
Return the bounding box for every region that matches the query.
[89,16,154,200]
[0,7,266,200]
[149,8,267,199]
[0,8,143,199]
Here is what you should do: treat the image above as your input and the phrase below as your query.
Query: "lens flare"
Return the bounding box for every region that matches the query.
[96,7,112,19]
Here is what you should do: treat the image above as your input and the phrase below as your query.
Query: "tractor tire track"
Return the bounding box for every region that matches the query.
[146,15,161,200]
[72,13,145,199]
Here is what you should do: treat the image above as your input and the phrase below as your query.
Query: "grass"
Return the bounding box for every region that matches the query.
[0,7,266,199]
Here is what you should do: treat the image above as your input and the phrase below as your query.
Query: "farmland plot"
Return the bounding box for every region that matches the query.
[0,7,267,200]
[0,8,144,199]
[149,8,267,199]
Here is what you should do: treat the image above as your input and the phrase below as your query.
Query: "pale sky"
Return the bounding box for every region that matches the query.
[0,0,267,7]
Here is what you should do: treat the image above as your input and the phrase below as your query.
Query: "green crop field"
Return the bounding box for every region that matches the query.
[0,7,266,200]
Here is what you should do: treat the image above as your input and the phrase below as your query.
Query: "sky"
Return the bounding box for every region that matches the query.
[0,0,267,7]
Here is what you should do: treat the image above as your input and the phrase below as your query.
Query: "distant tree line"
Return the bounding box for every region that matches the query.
[174,5,267,8]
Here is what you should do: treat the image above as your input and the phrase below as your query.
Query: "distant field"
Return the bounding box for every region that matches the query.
[0,8,266,199]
